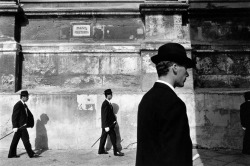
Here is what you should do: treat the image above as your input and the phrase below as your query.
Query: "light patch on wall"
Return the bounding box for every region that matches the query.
[77,95,98,127]
[137,28,144,35]
[77,95,97,111]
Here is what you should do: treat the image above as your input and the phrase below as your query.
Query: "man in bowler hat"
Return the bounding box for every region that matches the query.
[98,89,124,156]
[240,91,250,155]
[8,90,38,158]
[136,43,195,166]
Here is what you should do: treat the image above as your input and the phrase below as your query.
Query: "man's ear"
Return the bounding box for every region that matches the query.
[172,63,178,75]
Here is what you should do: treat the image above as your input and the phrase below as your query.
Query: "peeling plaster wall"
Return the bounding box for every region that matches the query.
[145,15,190,43]
[21,17,144,43]
[0,91,199,149]
[195,52,250,88]
[0,15,17,92]
[0,51,16,92]
[21,52,142,93]
[193,92,245,149]
[189,1,250,149]
[190,8,250,89]
[0,93,142,149]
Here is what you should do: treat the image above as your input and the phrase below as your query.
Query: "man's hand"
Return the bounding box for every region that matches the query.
[13,128,18,132]
[105,127,110,132]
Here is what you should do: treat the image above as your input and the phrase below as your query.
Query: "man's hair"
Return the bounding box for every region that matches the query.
[156,61,175,77]
[20,94,28,99]
[105,93,112,98]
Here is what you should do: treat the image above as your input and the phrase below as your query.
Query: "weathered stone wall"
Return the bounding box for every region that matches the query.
[0,93,142,149]
[20,17,144,43]
[0,2,18,92]
[189,0,250,149]
[0,42,17,92]
[190,15,250,89]
[21,45,142,93]
[195,52,250,88]
[193,91,245,149]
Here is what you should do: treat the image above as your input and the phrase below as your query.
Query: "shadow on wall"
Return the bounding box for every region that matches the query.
[193,92,246,166]
[35,113,49,153]
[105,103,122,152]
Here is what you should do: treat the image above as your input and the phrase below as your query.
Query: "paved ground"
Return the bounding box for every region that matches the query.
[0,148,250,166]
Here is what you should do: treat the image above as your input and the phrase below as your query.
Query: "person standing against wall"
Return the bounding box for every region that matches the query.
[240,91,250,155]
[98,89,124,156]
[136,43,195,166]
[8,90,39,158]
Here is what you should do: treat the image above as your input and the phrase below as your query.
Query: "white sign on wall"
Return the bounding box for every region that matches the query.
[72,24,91,37]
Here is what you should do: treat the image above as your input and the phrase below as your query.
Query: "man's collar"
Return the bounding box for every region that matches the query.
[156,80,175,92]
[20,99,25,105]
[105,98,111,103]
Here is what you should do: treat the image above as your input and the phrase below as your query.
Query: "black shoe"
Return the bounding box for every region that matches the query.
[30,153,39,158]
[8,155,20,158]
[98,151,108,154]
[114,151,124,156]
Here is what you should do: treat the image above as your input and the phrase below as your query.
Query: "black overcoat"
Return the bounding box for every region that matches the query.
[12,101,34,129]
[136,82,192,166]
[101,100,116,128]
[240,100,250,154]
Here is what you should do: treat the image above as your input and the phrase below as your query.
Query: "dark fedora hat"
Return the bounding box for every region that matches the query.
[104,89,112,95]
[20,90,29,96]
[151,43,196,68]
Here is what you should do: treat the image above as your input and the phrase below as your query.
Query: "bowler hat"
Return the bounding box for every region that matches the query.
[104,89,112,95]
[20,90,29,96]
[244,91,250,100]
[151,43,195,68]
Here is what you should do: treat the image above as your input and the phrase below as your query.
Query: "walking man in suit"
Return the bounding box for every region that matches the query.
[8,90,38,158]
[98,89,124,156]
[240,91,250,155]
[136,43,195,166]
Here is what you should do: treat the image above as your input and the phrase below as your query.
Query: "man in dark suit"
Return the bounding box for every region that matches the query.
[136,43,195,166]
[98,89,124,156]
[240,91,250,155]
[8,90,38,158]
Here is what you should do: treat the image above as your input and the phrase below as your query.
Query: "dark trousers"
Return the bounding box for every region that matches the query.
[8,129,34,157]
[98,127,118,154]
[243,129,250,154]
[105,123,122,151]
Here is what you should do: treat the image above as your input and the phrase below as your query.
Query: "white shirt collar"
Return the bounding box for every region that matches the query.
[20,99,25,105]
[156,80,175,93]
[105,99,111,104]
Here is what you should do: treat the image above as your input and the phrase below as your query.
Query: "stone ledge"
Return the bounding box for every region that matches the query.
[140,1,188,14]
[189,0,250,16]
[0,42,20,52]
[21,43,141,53]
[20,1,143,16]
[194,88,249,94]
[192,44,250,52]
[0,2,18,13]
[20,42,194,53]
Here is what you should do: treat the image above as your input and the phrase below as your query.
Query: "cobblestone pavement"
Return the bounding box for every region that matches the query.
[0,148,249,166]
